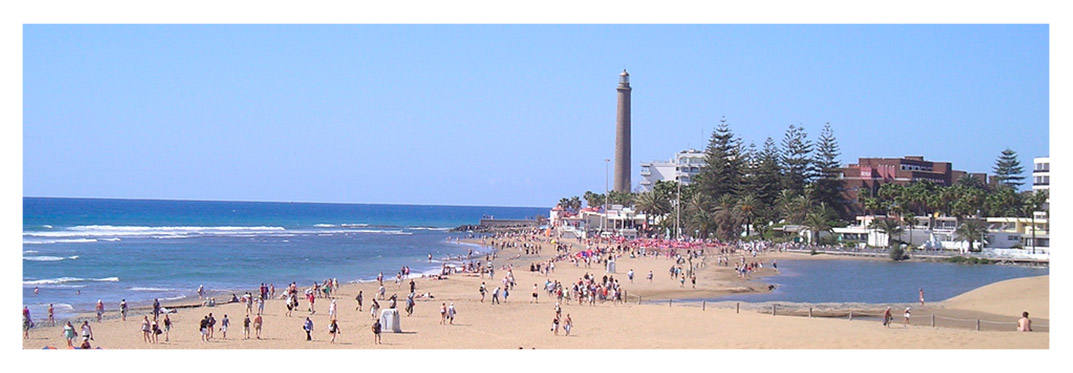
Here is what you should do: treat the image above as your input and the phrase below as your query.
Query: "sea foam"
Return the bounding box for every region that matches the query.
[23,255,79,262]
[23,277,119,286]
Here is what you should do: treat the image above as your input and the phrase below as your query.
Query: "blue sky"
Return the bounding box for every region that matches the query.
[23,25,1048,207]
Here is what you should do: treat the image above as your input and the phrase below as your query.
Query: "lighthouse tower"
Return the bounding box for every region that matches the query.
[613,69,632,193]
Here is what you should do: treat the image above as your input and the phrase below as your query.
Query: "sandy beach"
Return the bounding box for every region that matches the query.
[22,237,1048,349]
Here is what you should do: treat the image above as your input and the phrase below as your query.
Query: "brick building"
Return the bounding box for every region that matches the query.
[840,156,988,216]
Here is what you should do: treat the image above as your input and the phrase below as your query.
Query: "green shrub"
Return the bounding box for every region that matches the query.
[889,247,907,261]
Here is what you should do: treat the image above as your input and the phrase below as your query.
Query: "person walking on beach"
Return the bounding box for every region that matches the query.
[409,279,416,294]
[440,302,448,324]
[243,315,251,339]
[257,295,265,315]
[447,303,456,325]
[153,298,161,320]
[370,299,380,320]
[883,307,893,327]
[62,321,77,348]
[491,286,501,305]
[647,270,653,282]
[628,269,634,283]
[254,314,263,339]
[120,299,127,321]
[690,274,697,289]
[329,319,340,344]
[532,283,539,303]
[903,307,911,327]
[96,299,104,322]
[378,284,386,300]
[221,314,230,339]
[372,319,382,344]
[919,288,925,307]
[356,290,364,311]
[208,313,217,339]
[308,292,316,314]
[163,314,172,342]
[551,315,560,335]
[1018,312,1033,332]
[142,316,152,343]
[405,293,415,316]
[81,320,94,342]
[150,318,160,344]
[47,303,55,326]
[199,315,210,342]
[479,282,486,302]
[329,298,338,320]
[563,314,573,336]
[303,317,314,341]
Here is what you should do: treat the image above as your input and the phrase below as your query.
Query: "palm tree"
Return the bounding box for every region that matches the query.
[713,195,741,241]
[803,211,833,245]
[634,191,671,228]
[776,190,796,223]
[954,219,989,253]
[736,194,759,237]
[902,214,915,250]
[685,193,713,239]
[870,218,904,249]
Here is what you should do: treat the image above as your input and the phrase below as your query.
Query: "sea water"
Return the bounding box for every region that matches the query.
[710,259,1048,304]
[23,197,547,320]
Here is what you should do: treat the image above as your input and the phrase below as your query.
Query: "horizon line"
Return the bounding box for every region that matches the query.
[23,195,550,210]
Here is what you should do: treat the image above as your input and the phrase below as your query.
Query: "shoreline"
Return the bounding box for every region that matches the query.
[24,232,1047,349]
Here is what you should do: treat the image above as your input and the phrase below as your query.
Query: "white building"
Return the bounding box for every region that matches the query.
[639,149,706,192]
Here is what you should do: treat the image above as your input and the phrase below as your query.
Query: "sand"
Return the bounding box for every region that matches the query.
[22,237,1048,349]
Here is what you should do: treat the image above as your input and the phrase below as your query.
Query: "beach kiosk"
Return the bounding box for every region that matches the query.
[379,308,402,333]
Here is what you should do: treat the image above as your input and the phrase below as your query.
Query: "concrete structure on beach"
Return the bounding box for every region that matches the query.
[613,69,632,193]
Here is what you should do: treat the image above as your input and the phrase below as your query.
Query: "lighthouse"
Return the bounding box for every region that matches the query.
[613,69,632,193]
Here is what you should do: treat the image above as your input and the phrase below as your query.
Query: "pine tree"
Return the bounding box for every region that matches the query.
[992,148,1025,189]
[751,137,783,223]
[694,117,744,202]
[812,122,847,219]
[779,124,813,196]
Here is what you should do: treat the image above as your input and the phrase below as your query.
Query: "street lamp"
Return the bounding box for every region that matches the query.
[604,159,610,239]
[675,172,682,241]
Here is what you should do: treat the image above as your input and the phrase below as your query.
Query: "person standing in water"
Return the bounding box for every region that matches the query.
[919,288,925,307]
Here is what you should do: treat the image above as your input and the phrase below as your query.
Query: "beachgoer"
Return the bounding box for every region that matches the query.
[47,303,55,326]
[440,302,448,324]
[628,269,634,283]
[372,319,382,344]
[378,285,386,300]
[163,314,172,342]
[142,316,152,343]
[1018,312,1033,332]
[883,307,893,327]
[410,279,416,294]
[23,314,32,339]
[903,307,911,327]
[479,282,486,302]
[492,286,501,305]
[563,314,573,336]
[532,284,539,303]
[551,315,560,335]
[198,284,205,300]
[329,298,337,320]
[207,313,216,339]
[151,318,160,343]
[303,317,314,341]
[221,314,230,339]
[447,303,456,325]
[34,286,39,295]
[329,319,341,344]
[254,314,263,339]
[356,291,364,311]
[647,271,653,282]
[153,298,161,320]
[96,299,104,322]
[199,315,210,341]
[79,336,91,349]
[919,288,925,306]
[243,315,251,339]
[258,296,265,315]
[80,320,94,342]
[406,294,415,316]
[370,299,380,320]
[62,321,76,347]
[120,299,127,321]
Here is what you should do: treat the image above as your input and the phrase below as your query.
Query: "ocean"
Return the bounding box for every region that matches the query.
[22,197,547,320]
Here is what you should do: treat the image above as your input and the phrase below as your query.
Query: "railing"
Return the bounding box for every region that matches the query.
[626,296,1049,333]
